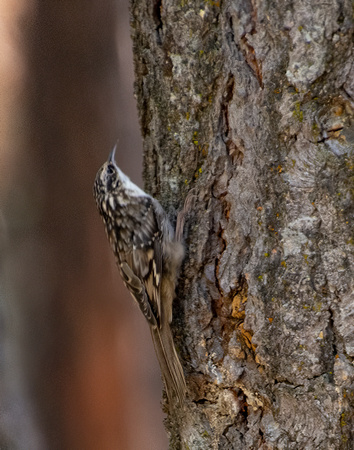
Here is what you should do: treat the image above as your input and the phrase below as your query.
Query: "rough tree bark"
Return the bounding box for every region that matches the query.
[130,0,354,448]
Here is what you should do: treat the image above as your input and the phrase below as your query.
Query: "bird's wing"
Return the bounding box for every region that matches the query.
[118,197,163,327]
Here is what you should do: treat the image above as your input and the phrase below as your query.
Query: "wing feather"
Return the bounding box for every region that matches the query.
[117,197,163,327]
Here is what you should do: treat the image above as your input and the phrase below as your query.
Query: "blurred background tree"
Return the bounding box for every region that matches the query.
[0,1,167,448]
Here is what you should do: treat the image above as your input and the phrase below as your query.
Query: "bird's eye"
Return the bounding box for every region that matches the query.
[106,165,115,176]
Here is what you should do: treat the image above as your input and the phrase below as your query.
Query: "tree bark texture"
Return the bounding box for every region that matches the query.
[130,0,354,448]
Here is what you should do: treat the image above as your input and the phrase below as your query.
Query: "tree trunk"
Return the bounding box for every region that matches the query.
[130,0,354,448]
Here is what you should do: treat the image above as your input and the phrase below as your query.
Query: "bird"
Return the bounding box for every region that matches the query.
[93,144,187,406]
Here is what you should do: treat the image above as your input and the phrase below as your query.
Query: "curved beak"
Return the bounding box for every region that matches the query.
[109,141,118,163]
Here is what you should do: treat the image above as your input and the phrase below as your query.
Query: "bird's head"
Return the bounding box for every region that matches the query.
[93,144,123,215]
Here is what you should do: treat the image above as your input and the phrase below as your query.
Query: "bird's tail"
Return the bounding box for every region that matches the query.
[150,324,186,406]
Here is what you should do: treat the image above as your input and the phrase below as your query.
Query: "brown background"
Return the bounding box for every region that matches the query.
[0,0,167,448]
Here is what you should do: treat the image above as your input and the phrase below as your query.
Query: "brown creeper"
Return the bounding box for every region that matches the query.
[93,145,186,405]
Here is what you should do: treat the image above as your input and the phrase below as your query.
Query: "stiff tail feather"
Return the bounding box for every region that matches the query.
[150,324,186,406]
